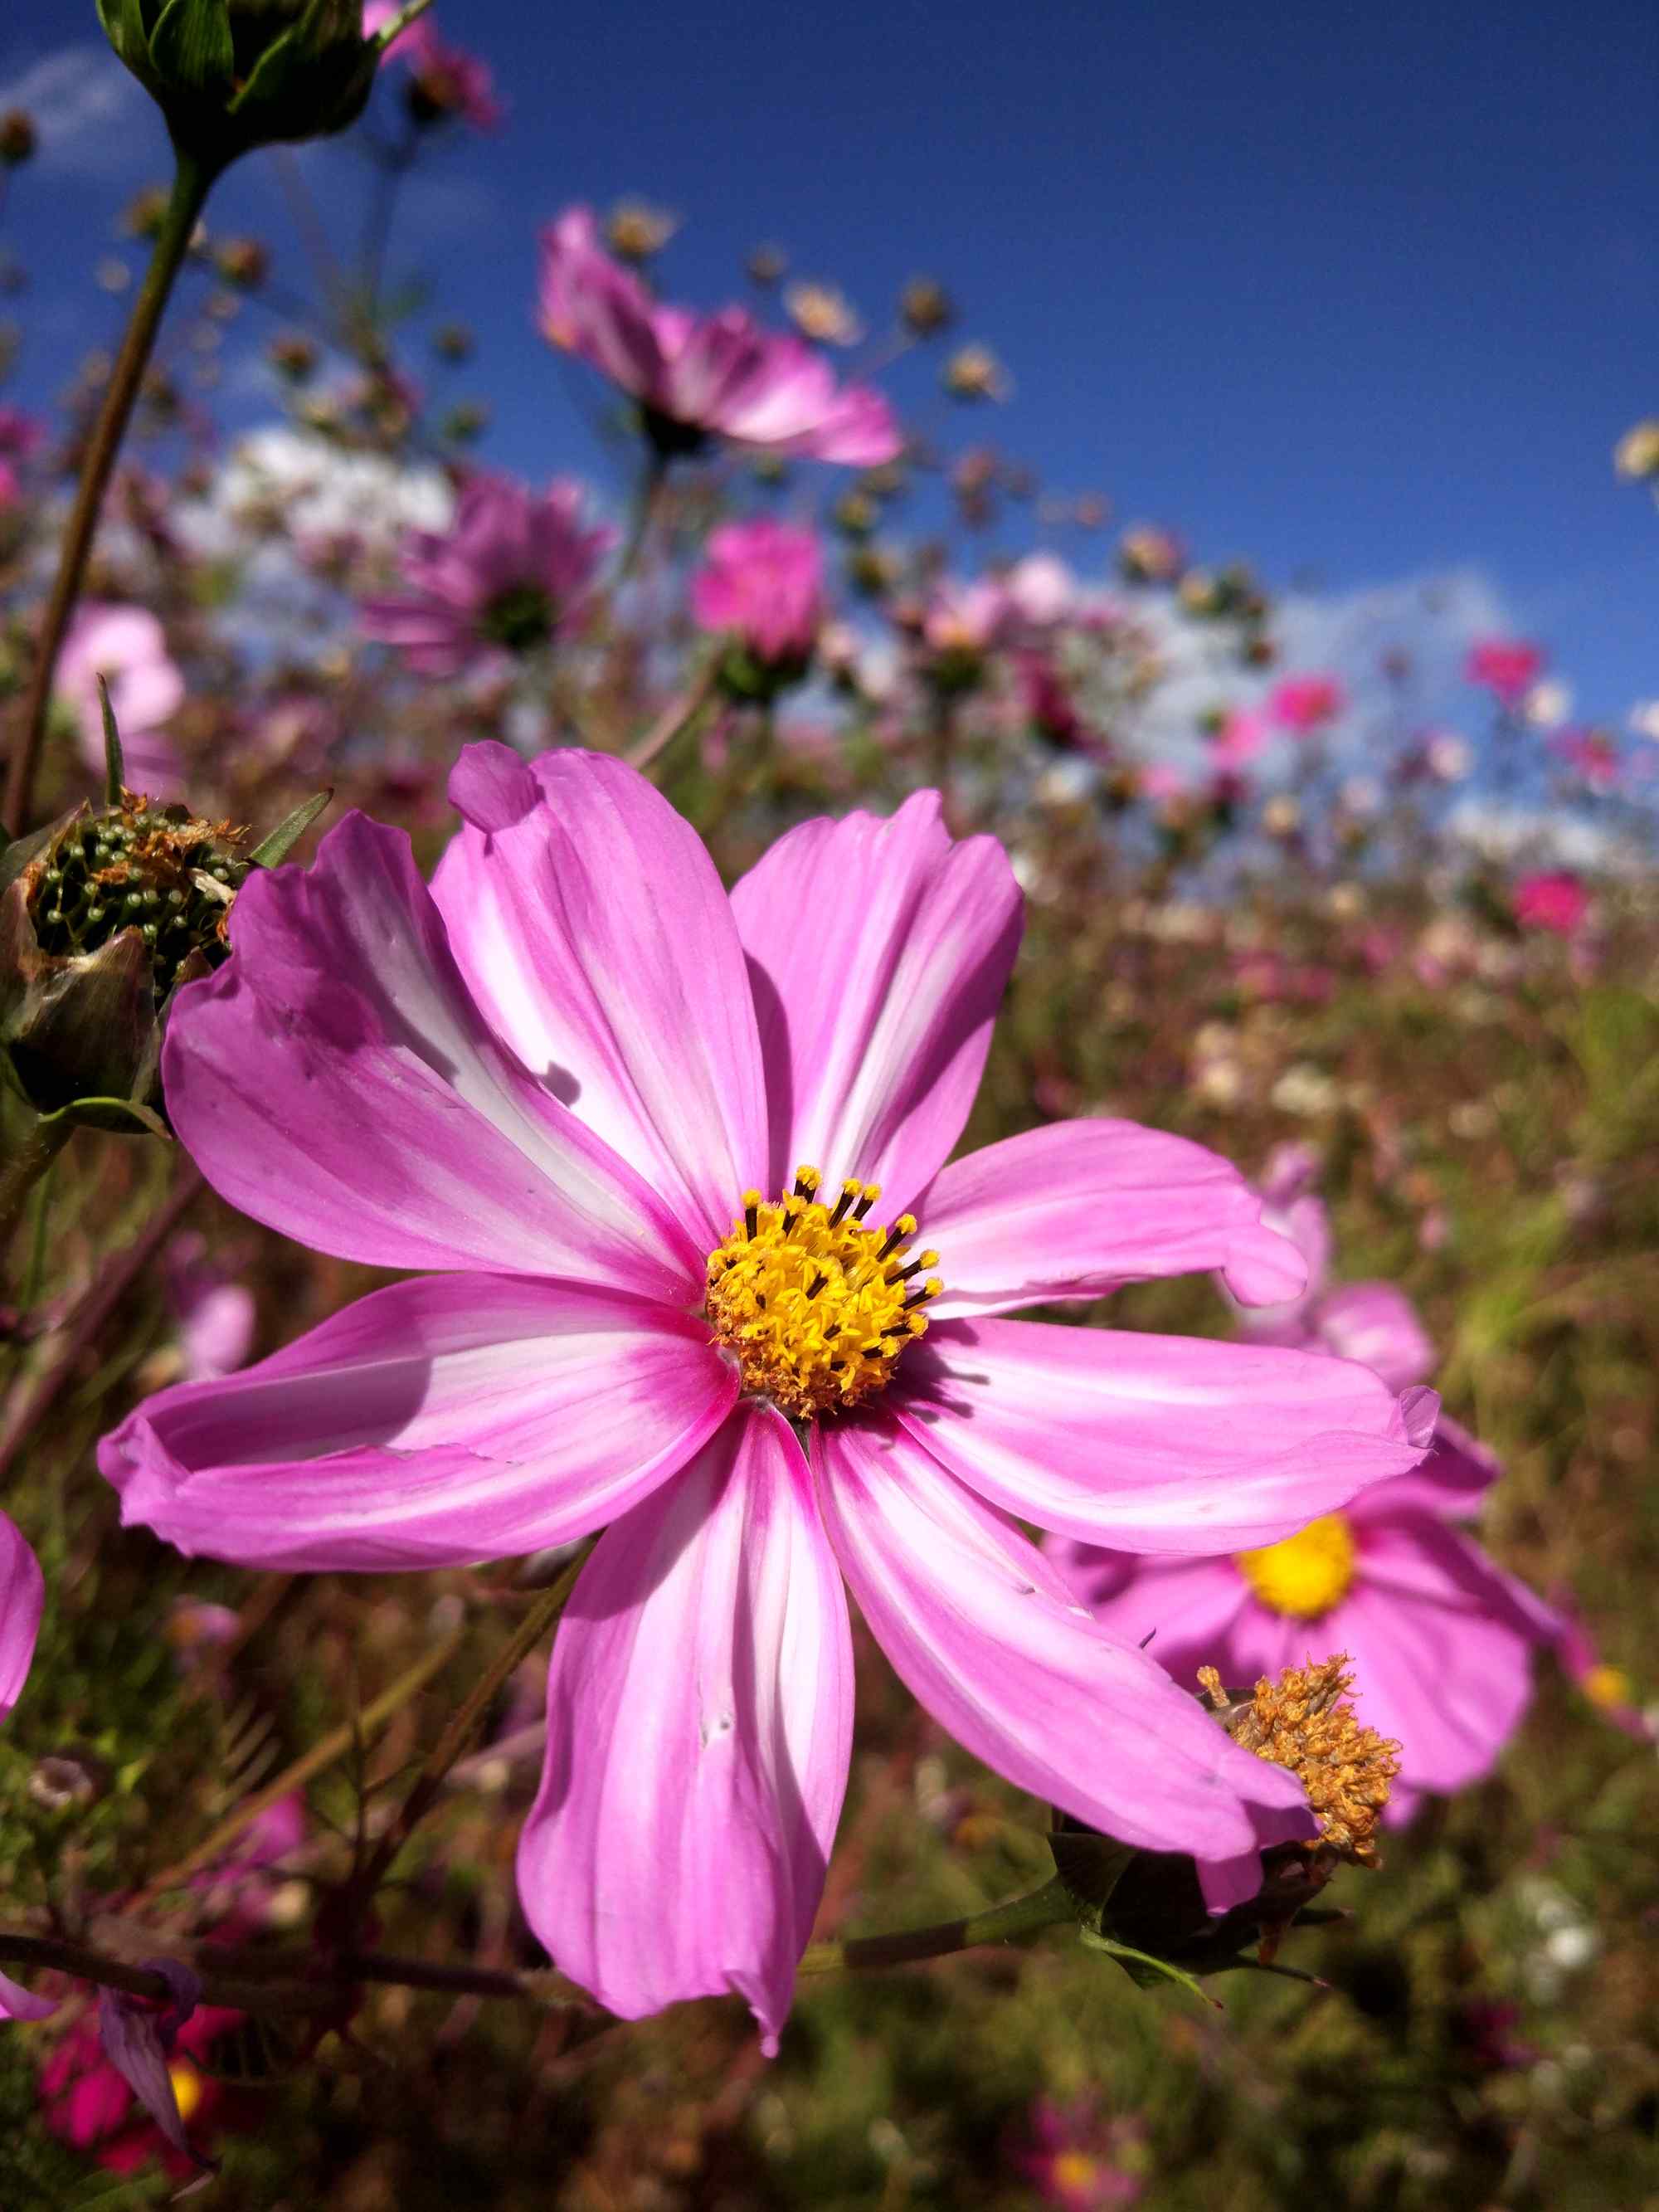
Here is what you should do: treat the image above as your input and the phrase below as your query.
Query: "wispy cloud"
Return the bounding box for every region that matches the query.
[0,41,149,175]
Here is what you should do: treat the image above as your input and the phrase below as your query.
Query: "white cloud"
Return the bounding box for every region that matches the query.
[0,42,148,174]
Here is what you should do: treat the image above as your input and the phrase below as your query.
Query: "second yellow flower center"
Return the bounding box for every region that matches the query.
[704,1166,942,1420]
[1235,1513,1357,1620]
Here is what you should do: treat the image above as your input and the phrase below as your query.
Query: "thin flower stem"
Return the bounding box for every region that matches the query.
[797,1873,1078,1976]
[130,1620,469,1907]
[624,662,721,772]
[0,1164,203,1491]
[0,1118,71,1273]
[615,451,669,587]
[3,152,217,837]
[344,1539,595,1917]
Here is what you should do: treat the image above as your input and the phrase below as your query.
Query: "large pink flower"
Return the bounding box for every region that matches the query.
[360,475,614,677]
[100,752,1433,2047]
[691,519,824,667]
[538,208,900,465]
[0,1512,48,2023]
[56,604,185,798]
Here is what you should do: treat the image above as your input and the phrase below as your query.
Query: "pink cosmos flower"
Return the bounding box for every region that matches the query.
[56,604,185,798]
[691,519,824,667]
[0,1513,47,2024]
[1551,1600,1656,1744]
[1014,2096,1146,2209]
[1208,708,1269,769]
[922,577,1013,658]
[538,207,900,465]
[1268,674,1346,733]
[1053,1149,1559,1823]
[100,751,1433,2048]
[1550,727,1621,793]
[1466,638,1544,707]
[366,2,502,129]
[360,475,614,677]
[1511,870,1588,937]
[40,1999,247,2180]
[166,1234,256,1383]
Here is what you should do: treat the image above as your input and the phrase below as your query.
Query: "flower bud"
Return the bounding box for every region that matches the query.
[95,0,385,171]
[0,110,36,167]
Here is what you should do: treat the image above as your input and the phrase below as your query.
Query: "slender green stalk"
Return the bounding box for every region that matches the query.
[4,151,218,836]
[615,451,669,587]
[625,661,721,772]
[0,1118,71,1273]
[798,1873,1078,1976]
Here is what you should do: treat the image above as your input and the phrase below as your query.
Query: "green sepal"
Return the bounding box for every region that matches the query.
[1046,1826,1136,1921]
[36,1094,172,1140]
[1077,1927,1218,2006]
[98,678,126,809]
[148,0,236,95]
[247,789,331,869]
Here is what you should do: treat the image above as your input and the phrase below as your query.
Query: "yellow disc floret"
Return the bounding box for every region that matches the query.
[704,1165,943,1419]
[1235,1513,1356,1620]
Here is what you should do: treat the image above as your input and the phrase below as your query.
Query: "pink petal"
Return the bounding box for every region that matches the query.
[100,1276,734,1571]
[1346,1411,1499,1522]
[919,1120,1306,1320]
[164,811,701,1299]
[813,1415,1312,1863]
[0,1511,43,1724]
[1048,1546,1258,1681]
[729,792,1022,1208]
[893,1318,1436,1553]
[519,1406,851,2052]
[1357,1518,1563,1645]
[433,747,767,1251]
[1313,1283,1436,1391]
[0,1970,56,2022]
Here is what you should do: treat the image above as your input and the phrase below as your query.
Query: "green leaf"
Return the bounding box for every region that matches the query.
[1078,1926,1219,2006]
[97,676,126,806]
[248,788,331,868]
[148,0,235,92]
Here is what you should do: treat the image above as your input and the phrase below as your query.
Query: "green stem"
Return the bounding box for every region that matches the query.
[4,150,218,836]
[624,661,720,773]
[798,1873,1078,1976]
[615,451,669,587]
[0,1118,71,1275]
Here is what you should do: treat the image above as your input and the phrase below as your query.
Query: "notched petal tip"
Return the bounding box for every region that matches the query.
[1223,1220,1309,1308]
[1399,1384,1441,1449]
[448,740,541,835]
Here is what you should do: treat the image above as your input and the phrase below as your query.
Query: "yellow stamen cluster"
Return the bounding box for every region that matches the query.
[1199,1654,1400,1867]
[1583,1662,1635,1713]
[704,1166,942,1420]
[1235,1512,1356,1620]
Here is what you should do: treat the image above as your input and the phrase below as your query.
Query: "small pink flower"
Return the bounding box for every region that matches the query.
[1208,708,1269,768]
[691,519,823,667]
[361,475,614,677]
[102,753,1433,2045]
[0,1513,48,2023]
[367,3,502,129]
[1551,1599,1655,1742]
[1550,727,1621,792]
[1268,674,1345,733]
[922,577,1013,658]
[0,404,43,460]
[1015,2097,1146,2209]
[1466,637,1544,707]
[538,207,900,465]
[1511,870,1588,937]
[0,460,19,511]
[166,1234,256,1383]
[56,604,184,797]
[39,1999,247,2180]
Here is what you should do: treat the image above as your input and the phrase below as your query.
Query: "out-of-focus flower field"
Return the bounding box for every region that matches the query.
[1,9,1657,2206]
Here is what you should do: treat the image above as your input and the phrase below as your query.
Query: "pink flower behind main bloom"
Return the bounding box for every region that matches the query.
[691,519,824,668]
[1511,870,1588,937]
[360,475,614,677]
[56,604,185,798]
[538,207,900,465]
[364,2,502,129]
[1466,637,1544,707]
[1268,674,1346,733]
[1053,1147,1560,1823]
[100,754,1433,2048]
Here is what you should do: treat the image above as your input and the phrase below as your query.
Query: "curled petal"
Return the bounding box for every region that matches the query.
[101,1276,734,1571]
[919,1120,1306,1320]
[520,1406,852,2051]
[0,1512,43,1724]
[163,811,701,1298]
[894,1318,1437,1554]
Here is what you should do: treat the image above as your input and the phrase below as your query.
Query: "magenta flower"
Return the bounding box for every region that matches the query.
[56,604,185,797]
[1554,1604,1656,1744]
[1466,637,1544,707]
[0,404,42,460]
[538,207,900,465]
[1268,674,1346,733]
[0,460,18,513]
[1511,870,1588,937]
[1014,2096,1146,2209]
[0,1512,48,2022]
[691,519,824,669]
[360,475,614,677]
[1207,708,1269,769]
[366,2,503,129]
[921,577,1014,659]
[100,753,1431,2046]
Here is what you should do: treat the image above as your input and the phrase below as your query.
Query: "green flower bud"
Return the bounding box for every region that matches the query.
[95,0,389,170]
[0,786,327,1132]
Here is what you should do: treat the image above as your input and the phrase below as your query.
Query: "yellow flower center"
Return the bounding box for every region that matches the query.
[1052,2151,1103,2195]
[704,1165,942,1420]
[1235,1513,1356,1620]
[168,2059,204,2125]
[1583,1662,1633,1712]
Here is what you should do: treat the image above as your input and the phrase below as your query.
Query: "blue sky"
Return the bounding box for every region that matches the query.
[2,0,1657,726]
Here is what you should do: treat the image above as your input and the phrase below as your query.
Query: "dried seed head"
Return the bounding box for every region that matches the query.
[1198,1654,1400,1869]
